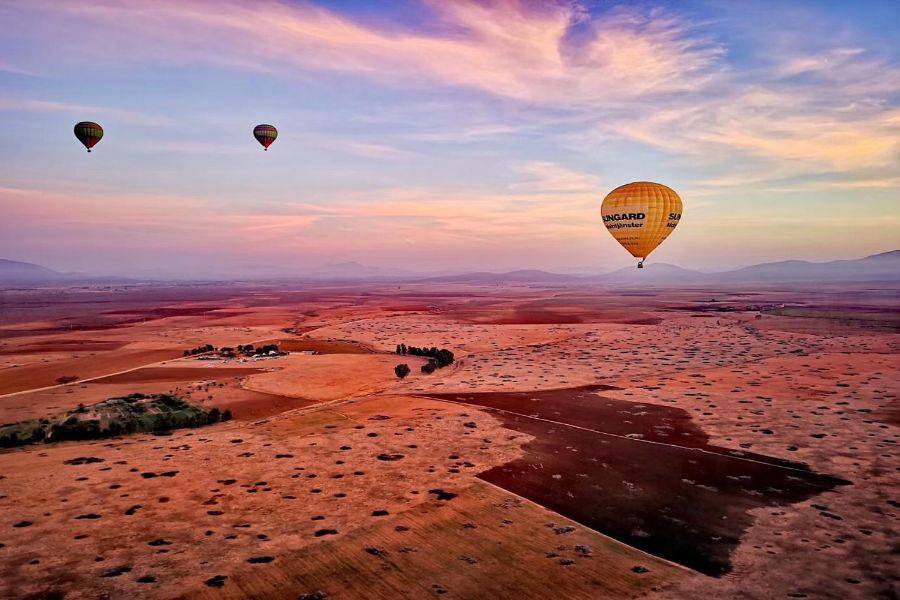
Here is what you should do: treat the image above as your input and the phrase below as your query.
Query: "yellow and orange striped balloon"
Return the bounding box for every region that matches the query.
[601,182,682,267]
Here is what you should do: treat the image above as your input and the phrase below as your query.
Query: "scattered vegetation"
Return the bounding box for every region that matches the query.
[394,364,411,379]
[0,393,230,448]
[395,343,455,374]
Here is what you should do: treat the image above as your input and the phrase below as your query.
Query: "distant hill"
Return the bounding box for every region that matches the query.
[303,261,414,280]
[0,259,136,285]
[863,250,900,262]
[588,263,710,285]
[718,250,900,283]
[0,259,63,282]
[418,269,580,285]
[415,251,899,287]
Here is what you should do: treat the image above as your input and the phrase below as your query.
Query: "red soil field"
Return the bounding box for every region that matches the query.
[91,366,265,384]
[0,281,895,599]
[0,339,129,354]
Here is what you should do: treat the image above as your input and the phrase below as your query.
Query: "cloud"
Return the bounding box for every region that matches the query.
[9,1,720,105]
[0,167,600,266]
[592,51,900,185]
[0,60,39,77]
[606,92,899,173]
[0,98,172,126]
[307,137,420,160]
[510,161,602,194]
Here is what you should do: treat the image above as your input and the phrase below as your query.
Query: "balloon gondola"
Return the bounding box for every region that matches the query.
[74,121,103,152]
[601,181,682,268]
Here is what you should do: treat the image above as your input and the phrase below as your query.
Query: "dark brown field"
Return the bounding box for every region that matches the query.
[426,386,850,576]
[0,281,896,599]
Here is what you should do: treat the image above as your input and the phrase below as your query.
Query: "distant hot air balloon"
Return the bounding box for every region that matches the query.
[253,124,277,151]
[74,121,103,153]
[601,181,682,268]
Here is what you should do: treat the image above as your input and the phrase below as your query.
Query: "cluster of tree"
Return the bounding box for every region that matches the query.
[253,344,282,355]
[394,364,411,379]
[421,362,438,374]
[234,343,282,356]
[0,394,232,448]
[184,343,215,356]
[395,344,455,374]
[184,343,284,358]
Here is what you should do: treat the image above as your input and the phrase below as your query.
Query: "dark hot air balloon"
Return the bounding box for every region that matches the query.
[74,121,103,152]
[253,124,277,151]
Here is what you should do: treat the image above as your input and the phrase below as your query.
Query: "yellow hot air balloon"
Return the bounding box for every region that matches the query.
[601,181,682,268]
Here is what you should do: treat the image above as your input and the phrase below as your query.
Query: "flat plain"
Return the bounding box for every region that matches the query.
[0,281,896,599]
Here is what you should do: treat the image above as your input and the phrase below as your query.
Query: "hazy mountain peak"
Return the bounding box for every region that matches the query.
[0,259,61,281]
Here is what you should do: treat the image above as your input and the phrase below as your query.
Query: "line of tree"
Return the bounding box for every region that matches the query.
[184,343,215,356]
[236,343,282,356]
[395,344,455,374]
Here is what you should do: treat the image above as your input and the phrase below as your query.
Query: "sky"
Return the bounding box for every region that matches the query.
[1,0,898,277]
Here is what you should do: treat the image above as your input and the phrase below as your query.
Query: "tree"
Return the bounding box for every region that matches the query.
[394,364,411,379]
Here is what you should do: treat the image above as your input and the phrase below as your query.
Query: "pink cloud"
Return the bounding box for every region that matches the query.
[10,1,720,105]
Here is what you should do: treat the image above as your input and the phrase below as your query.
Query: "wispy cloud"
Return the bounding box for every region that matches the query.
[0,173,598,263]
[510,161,602,194]
[0,98,172,126]
[0,60,39,77]
[305,136,420,160]
[8,1,720,104]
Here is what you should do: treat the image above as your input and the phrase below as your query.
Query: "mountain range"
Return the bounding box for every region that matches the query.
[1,251,897,286]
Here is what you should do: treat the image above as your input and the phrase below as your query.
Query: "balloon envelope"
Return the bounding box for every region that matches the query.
[601,182,682,264]
[253,124,277,150]
[74,121,103,152]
